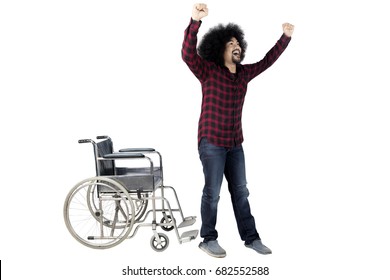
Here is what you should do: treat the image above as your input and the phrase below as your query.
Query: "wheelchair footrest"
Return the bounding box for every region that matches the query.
[180,230,199,243]
[178,216,196,228]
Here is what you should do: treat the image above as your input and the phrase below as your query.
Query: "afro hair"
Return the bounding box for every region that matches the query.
[198,23,247,67]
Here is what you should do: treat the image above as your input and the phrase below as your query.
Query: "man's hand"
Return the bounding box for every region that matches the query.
[192,3,208,21]
[282,23,294,37]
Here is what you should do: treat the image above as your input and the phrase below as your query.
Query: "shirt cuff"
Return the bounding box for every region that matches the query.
[280,33,291,47]
[281,33,292,41]
[191,17,202,27]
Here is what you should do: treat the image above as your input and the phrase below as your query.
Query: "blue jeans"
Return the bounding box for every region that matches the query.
[198,138,260,244]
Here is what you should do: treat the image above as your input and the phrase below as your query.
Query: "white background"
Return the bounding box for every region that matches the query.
[1,0,389,279]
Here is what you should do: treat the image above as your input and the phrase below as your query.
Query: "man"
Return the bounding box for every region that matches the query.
[182,3,294,258]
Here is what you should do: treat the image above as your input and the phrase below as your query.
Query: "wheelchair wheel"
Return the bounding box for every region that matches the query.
[64,177,135,249]
[132,193,149,222]
[87,188,147,227]
[150,233,169,252]
[160,215,175,231]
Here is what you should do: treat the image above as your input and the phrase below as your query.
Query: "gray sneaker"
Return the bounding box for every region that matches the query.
[199,240,226,258]
[245,239,272,255]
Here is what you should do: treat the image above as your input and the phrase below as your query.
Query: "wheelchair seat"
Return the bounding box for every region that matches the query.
[95,137,162,192]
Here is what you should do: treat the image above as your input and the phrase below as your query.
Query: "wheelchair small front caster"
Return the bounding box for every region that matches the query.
[150,233,169,252]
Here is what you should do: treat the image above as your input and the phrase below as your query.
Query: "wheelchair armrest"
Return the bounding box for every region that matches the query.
[102,152,145,159]
[119,148,156,152]
[78,139,93,144]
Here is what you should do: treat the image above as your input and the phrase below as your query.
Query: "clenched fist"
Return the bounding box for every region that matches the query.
[192,3,208,21]
[282,23,294,37]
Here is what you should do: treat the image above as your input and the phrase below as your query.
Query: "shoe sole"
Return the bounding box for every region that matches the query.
[199,245,226,258]
[245,244,272,255]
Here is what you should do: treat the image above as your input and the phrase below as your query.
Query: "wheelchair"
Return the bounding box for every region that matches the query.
[63,136,198,251]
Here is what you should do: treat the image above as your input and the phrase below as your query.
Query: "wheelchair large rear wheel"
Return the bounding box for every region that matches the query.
[132,193,148,222]
[86,185,148,228]
[64,177,135,249]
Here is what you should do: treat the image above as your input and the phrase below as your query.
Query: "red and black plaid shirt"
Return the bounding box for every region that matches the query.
[182,19,291,148]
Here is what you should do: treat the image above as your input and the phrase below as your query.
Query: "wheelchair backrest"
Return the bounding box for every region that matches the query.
[95,138,115,176]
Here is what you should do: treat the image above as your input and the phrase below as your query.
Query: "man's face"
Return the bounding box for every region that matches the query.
[223,37,242,65]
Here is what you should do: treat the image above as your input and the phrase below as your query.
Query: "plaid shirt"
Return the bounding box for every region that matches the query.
[182,19,291,147]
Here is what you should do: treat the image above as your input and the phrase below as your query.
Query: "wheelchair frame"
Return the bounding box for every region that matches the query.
[63,136,198,251]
